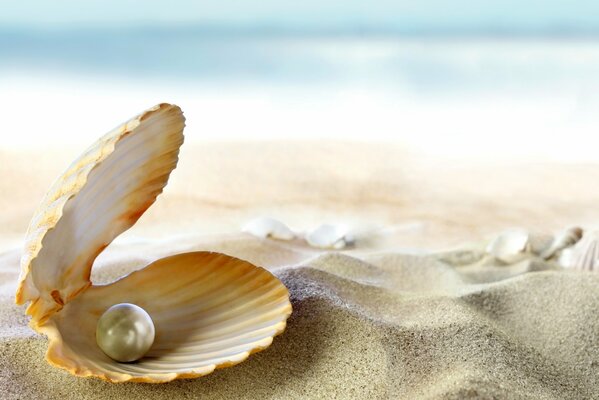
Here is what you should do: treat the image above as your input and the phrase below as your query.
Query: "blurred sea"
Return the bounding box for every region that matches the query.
[1,29,599,161]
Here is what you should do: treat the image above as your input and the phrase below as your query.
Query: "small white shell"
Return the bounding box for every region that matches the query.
[306,224,354,249]
[539,226,583,260]
[243,217,295,240]
[562,231,599,272]
[486,229,530,264]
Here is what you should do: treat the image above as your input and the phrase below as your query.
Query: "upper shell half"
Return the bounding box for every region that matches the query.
[15,104,292,382]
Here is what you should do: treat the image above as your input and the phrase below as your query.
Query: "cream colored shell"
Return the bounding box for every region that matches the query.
[16,103,185,326]
[39,252,291,383]
[15,103,292,382]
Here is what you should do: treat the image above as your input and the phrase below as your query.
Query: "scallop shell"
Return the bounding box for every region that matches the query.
[486,229,531,264]
[15,104,292,382]
[562,231,599,272]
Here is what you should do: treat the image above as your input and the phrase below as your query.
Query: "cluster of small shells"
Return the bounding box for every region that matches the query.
[485,225,599,272]
[243,217,354,249]
[245,216,599,272]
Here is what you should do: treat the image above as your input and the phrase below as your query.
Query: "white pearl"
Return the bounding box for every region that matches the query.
[96,303,155,362]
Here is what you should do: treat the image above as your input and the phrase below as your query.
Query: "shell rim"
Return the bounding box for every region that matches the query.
[42,318,291,383]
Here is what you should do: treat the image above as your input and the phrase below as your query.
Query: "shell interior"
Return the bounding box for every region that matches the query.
[40,252,291,383]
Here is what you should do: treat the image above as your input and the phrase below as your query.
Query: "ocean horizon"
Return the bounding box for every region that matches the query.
[1,30,599,162]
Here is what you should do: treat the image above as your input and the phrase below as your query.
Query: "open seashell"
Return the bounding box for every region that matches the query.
[15,104,292,382]
[305,224,354,249]
[539,226,583,260]
[242,216,295,240]
[561,231,599,272]
[486,229,531,264]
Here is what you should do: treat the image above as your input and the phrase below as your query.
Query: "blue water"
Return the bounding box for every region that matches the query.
[2,29,599,161]
[2,29,599,93]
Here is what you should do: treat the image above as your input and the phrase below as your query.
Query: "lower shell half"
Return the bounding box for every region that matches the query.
[37,252,292,383]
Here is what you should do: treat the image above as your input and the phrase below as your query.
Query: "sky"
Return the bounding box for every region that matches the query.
[2,0,599,34]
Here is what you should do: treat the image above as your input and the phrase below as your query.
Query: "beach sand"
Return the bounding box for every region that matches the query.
[1,141,599,399]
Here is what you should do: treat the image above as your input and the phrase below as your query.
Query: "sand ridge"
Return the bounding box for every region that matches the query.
[1,233,598,399]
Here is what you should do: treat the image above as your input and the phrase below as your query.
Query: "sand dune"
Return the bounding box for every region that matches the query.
[2,234,598,399]
[2,142,599,399]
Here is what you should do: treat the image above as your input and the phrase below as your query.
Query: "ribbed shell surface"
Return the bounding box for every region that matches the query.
[16,104,185,326]
[39,252,292,383]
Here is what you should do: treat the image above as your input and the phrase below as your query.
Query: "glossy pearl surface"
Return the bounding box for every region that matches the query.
[96,303,155,362]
